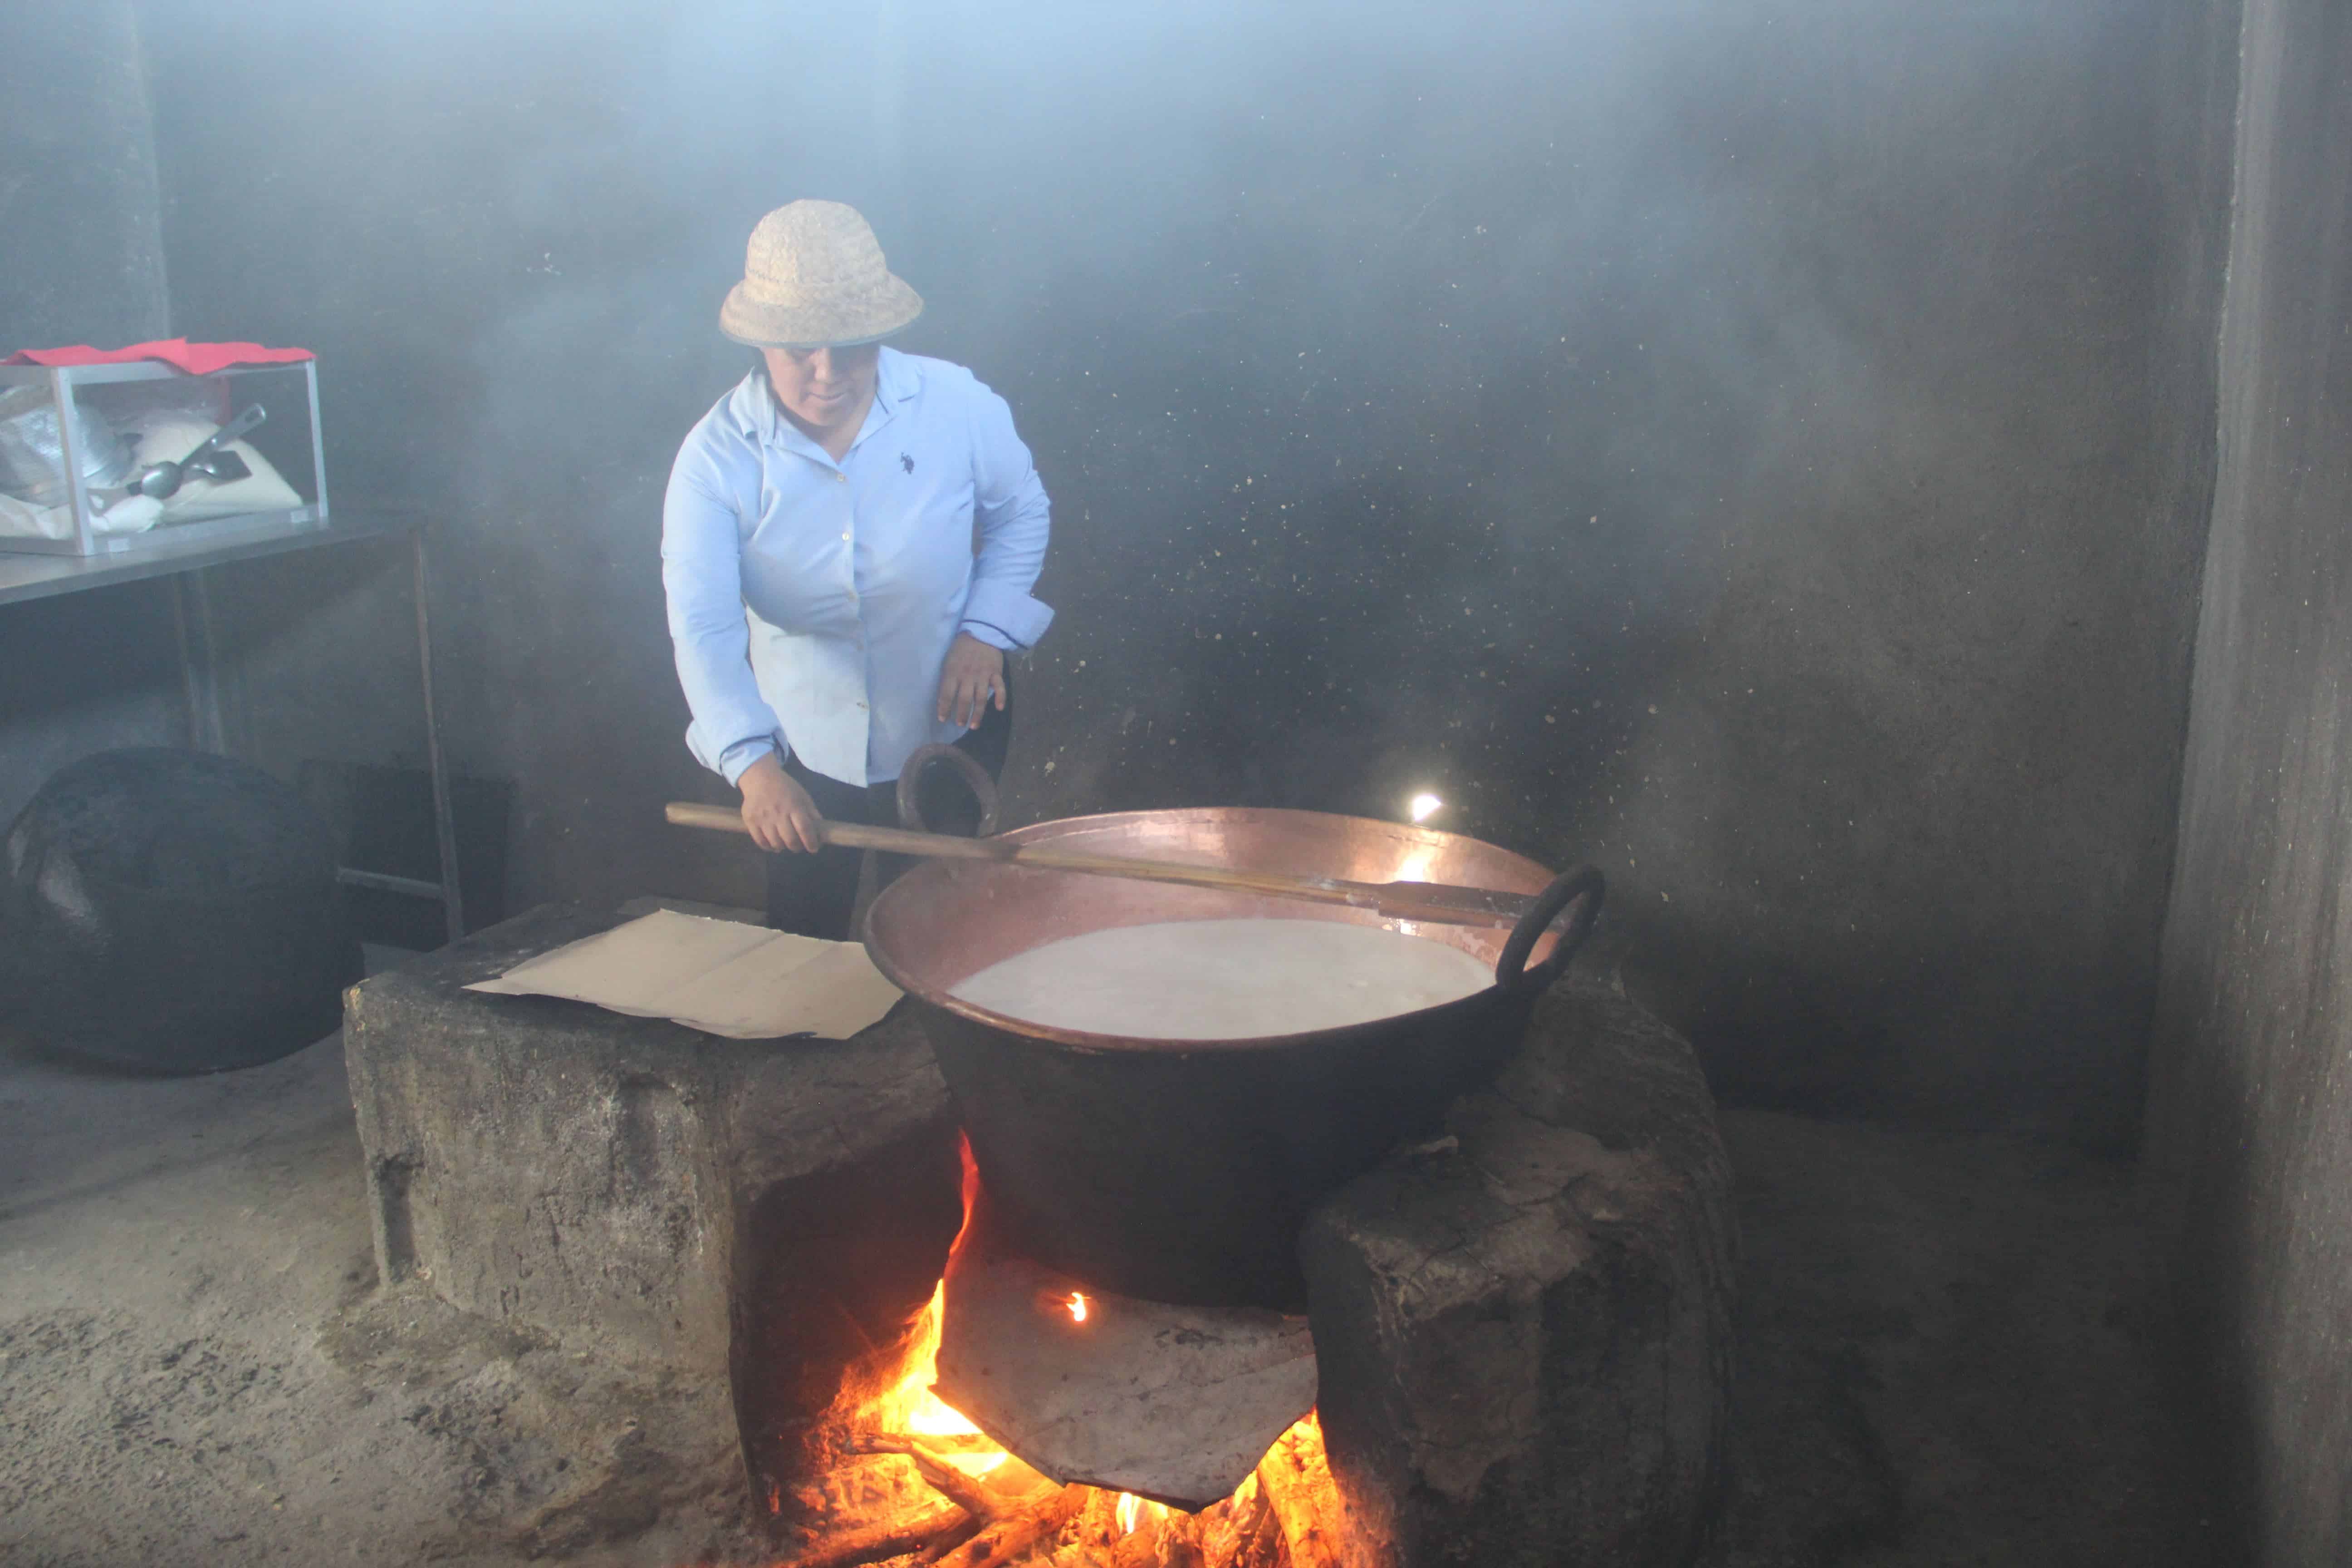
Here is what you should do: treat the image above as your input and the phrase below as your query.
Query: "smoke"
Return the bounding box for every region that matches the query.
[135,0,2202,1129]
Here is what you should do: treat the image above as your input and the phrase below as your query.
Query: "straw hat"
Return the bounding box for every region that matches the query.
[719,200,925,349]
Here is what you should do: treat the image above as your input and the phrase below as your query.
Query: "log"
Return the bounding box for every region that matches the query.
[781,1505,972,1568]
[1160,1507,1215,1568]
[853,1436,1004,1522]
[911,1514,989,1565]
[1242,1504,1289,1568]
[890,1430,1004,1455]
[1110,1519,1161,1568]
[1254,1426,1349,1568]
[1074,1487,1123,1548]
[934,1485,1088,1568]
[1200,1481,1270,1566]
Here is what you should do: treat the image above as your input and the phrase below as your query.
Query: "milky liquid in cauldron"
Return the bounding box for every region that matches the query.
[947,916,1494,1039]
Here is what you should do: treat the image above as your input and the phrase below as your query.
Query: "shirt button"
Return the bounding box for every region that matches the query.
[835,472,848,484]
[841,531,851,541]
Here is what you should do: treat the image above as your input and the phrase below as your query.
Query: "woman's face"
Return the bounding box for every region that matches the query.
[763,342,881,435]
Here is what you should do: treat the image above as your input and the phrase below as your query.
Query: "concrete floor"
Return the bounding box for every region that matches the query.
[1706,1113,2225,1567]
[0,971,749,1568]
[0,1019,483,1566]
[0,1019,2228,1568]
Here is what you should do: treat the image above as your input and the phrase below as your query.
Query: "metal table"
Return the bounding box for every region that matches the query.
[0,508,466,944]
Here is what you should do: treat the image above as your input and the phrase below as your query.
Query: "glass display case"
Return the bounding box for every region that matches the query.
[0,358,326,557]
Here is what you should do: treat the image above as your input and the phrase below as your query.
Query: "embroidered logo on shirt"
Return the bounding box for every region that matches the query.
[900,453,915,474]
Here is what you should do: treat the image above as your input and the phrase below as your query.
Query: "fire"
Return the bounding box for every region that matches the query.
[798,1136,1347,1561]
[844,1138,1012,1478]
[1115,1491,1166,1534]
[863,1278,1010,1477]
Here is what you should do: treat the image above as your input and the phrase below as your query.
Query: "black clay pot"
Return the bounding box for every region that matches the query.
[0,748,361,1073]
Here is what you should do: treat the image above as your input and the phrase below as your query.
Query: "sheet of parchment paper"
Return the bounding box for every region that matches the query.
[465,908,901,1040]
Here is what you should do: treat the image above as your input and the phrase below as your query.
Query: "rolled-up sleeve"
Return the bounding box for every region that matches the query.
[960,382,1054,651]
[661,438,784,782]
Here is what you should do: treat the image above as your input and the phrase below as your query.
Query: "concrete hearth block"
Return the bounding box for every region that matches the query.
[343,901,1730,1562]
[1303,969,1735,1568]
[341,899,964,1506]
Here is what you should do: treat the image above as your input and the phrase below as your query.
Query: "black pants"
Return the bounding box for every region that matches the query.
[764,690,1012,941]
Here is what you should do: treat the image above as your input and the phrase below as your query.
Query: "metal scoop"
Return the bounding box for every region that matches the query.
[127,403,266,500]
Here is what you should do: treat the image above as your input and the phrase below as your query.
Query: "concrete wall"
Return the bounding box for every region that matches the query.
[2145,0,2352,1561]
[137,0,2230,1133]
[0,2,182,823]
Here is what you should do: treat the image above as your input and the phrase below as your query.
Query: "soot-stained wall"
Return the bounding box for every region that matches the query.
[139,0,2229,1134]
[2146,0,2352,1559]
[0,2,182,825]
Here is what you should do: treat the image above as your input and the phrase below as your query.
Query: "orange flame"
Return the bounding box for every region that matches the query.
[833,1137,1009,1475]
[946,1133,983,1269]
[818,1136,1335,1550]
[1117,1491,1170,1535]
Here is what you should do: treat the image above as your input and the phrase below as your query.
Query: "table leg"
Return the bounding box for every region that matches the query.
[170,569,226,754]
[412,530,466,945]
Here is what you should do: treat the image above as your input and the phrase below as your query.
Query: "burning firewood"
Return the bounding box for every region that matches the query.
[1076,1486,1124,1545]
[779,1503,975,1568]
[1248,1499,1290,1568]
[1199,1478,1275,1567]
[909,1512,990,1566]
[850,1435,1007,1522]
[930,1483,1089,1568]
[899,1430,1006,1455]
[1250,1423,1341,1568]
[1112,1515,1207,1568]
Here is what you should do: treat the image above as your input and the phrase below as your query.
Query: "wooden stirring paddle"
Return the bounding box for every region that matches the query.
[662,801,1538,930]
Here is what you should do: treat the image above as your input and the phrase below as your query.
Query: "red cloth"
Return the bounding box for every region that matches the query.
[3,338,314,373]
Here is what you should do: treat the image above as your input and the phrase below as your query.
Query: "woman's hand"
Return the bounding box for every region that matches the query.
[937,632,1006,729]
[738,752,824,853]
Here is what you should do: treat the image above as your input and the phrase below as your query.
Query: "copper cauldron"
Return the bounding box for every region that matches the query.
[862,751,1604,1311]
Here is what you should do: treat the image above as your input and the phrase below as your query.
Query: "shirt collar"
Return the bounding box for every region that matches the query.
[735,348,922,461]
[872,345,920,420]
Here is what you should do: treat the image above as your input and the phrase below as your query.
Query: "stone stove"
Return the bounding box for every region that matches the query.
[342,898,1734,1566]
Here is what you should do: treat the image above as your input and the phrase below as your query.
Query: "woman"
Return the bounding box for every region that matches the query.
[662,200,1053,938]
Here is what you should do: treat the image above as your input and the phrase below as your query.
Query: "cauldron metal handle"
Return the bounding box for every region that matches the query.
[1495,864,1606,992]
[895,742,1001,837]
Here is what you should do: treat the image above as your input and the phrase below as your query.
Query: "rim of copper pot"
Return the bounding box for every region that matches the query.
[861,804,1562,1055]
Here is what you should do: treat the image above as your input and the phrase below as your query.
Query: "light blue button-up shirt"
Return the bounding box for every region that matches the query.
[662,348,1053,787]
